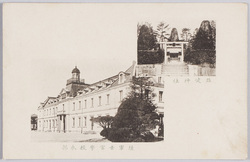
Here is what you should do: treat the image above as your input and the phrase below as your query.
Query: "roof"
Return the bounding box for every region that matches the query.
[125,61,136,75]
[31,114,37,117]
[72,66,80,73]
[38,61,148,109]
[42,97,58,108]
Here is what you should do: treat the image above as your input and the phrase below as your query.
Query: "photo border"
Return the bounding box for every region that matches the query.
[0,0,249,161]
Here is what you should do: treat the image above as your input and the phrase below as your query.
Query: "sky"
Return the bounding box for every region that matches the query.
[3,3,210,114]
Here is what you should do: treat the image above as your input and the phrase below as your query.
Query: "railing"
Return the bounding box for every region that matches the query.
[67,78,85,85]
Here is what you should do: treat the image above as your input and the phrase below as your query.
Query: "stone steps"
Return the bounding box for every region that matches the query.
[162,63,189,76]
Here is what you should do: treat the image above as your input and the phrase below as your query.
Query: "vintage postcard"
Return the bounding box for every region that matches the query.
[2,3,248,159]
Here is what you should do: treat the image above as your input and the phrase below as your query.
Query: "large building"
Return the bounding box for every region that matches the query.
[37,61,164,133]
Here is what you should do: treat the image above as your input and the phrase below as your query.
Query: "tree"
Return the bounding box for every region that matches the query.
[107,76,160,142]
[155,22,170,48]
[192,20,215,50]
[137,23,142,38]
[184,20,216,66]
[169,28,179,41]
[210,21,216,50]
[137,22,164,65]
[91,116,114,138]
[181,28,191,41]
[137,23,157,50]
[91,115,114,129]
[192,28,199,39]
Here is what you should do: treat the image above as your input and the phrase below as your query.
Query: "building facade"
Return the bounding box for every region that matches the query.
[37,62,164,133]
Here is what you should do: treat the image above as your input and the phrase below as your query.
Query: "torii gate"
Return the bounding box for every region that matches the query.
[158,41,188,64]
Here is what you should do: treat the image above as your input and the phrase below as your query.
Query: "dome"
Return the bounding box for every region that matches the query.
[72,66,80,73]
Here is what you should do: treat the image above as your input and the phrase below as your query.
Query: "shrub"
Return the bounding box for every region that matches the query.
[107,128,135,142]
[106,128,157,142]
[184,49,216,65]
[138,49,164,64]
[140,131,155,142]
[100,128,112,138]
[133,137,145,142]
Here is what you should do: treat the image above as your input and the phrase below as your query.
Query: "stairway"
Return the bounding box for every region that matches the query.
[161,63,189,76]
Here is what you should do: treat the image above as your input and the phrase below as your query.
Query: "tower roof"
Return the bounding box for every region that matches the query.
[72,66,80,73]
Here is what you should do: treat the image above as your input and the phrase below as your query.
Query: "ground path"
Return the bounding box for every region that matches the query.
[31,131,110,142]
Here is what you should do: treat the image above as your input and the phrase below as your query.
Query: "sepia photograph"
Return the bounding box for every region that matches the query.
[137,20,216,77]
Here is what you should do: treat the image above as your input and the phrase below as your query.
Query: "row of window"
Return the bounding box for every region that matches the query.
[42,107,58,117]
[40,119,57,128]
[39,117,88,129]
[41,90,162,117]
[72,116,87,128]
[71,91,123,111]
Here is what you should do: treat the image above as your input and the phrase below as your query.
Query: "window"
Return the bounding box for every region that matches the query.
[62,104,64,111]
[72,118,75,128]
[119,90,123,101]
[91,98,94,108]
[83,117,87,127]
[84,100,87,108]
[91,116,94,130]
[62,93,66,99]
[159,91,163,102]
[47,109,48,116]
[73,102,75,111]
[119,73,124,84]
[56,107,57,114]
[50,108,51,115]
[79,117,81,127]
[106,94,110,104]
[53,108,55,115]
[158,77,162,83]
[79,101,81,109]
[98,96,102,106]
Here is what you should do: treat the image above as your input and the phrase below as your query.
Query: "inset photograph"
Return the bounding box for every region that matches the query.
[137,20,216,77]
